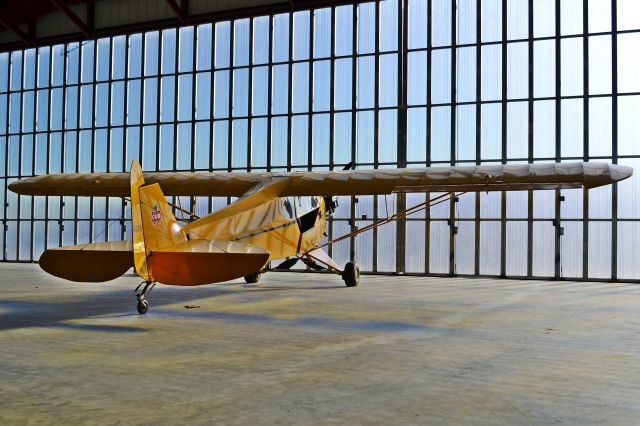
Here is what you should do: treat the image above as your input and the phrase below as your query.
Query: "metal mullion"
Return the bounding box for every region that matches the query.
[85,39,98,245]
[72,42,81,244]
[172,30,179,173]
[474,0,481,275]
[190,26,197,215]
[58,44,70,248]
[15,51,25,261]
[226,21,235,209]
[43,45,54,253]
[554,0,562,278]
[611,0,618,280]
[138,34,145,166]
[2,53,10,259]
[155,32,162,172]
[106,37,113,172]
[327,6,336,260]
[500,0,508,277]
[329,6,335,171]
[246,18,254,172]
[526,0,534,277]
[449,0,457,276]
[424,0,433,274]
[119,35,130,241]
[373,1,379,273]
[227,20,234,176]
[105,36,114,242]
[266,14,273,172]
[349,4,356,263]
[582,0,589,279]
[307,11,314,172]
[28,48,39,261]
[208,24,215,218]
[374,1,380,169]
[286,11,293,172]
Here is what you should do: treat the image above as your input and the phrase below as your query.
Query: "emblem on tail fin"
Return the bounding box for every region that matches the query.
[151,205,162,224]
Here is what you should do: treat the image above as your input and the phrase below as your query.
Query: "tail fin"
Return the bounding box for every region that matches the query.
[130,160,186,281]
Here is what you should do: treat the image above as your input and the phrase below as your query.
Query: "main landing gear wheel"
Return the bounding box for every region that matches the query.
[244,272,262,284]
[134,281,155,315]
[342,261,360,287]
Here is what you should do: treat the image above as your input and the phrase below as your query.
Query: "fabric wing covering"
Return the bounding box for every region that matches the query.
[8,162,633,198]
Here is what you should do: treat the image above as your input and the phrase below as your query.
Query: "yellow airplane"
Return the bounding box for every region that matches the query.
[8,161,632,314]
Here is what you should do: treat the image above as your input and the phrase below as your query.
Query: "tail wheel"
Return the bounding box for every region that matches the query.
[244,272,262,284]
[342,261,360,287]
[137,300,149,315]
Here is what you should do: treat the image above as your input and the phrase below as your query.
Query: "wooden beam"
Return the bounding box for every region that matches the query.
[50,0,91,36]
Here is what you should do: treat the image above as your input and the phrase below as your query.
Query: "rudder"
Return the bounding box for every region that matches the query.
[130,160,186,282]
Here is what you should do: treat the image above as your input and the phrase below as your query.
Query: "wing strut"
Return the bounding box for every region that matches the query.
[275,192,465,276]
[308,191,464,255]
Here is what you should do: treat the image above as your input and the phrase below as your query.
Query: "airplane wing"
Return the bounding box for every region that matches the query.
[8,162,632,197]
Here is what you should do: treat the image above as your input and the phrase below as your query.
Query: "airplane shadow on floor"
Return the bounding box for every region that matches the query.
[0,278,448,335]
[0,280,365,334]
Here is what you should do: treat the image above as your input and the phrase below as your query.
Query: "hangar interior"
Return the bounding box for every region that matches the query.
[0,0,639,282]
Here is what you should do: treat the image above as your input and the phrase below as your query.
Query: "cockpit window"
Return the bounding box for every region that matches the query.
[282,196,320,220]
[283,198,294,219]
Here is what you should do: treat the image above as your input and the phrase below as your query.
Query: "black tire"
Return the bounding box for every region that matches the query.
[244,272,262,284]
[137,300,149,315]
[342,261,360,287]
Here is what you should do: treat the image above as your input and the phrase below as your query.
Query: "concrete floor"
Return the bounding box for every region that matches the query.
[0,264,639,425]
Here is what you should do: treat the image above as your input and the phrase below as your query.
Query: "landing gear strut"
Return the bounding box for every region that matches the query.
[134,281,155,314]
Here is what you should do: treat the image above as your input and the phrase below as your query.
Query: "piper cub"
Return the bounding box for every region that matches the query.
[9,160,632,314]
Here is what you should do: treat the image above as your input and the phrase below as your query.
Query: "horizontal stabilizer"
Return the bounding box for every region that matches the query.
[149,239,270,286]
[39,240,133,282]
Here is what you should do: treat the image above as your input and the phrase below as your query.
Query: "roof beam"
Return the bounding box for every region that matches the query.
[0,15,32,46]
[166,0,186,23]
[50,0,91,37]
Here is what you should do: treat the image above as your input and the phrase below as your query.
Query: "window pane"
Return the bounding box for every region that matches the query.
[534,40,555,98]
[507,42,527,99]
[588,35,611,95]
[561,38,583,96]
[507,0,528,40]
[357,2,376,54]
[314,8,331,58]
[252,16,269,66]
[379,0,398,52]
[196,24,212,71]
[617,0,640,31]
[458,0,477,44]
[534,0,555,37]
[432,0,451,47]
[408,0,428,49]
[335,5,353,56]
[481,0,502,42]
[481,45,501,101]
[561,0,583,35]
[618,34,640,93]
[273,14,289,62]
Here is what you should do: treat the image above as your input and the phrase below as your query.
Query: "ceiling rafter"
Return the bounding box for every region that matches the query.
[166,0,187,24]
[0,15,32,46]
[50,0,91,37]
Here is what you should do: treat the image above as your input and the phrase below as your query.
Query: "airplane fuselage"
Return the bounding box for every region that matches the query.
[184,196,327,261]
